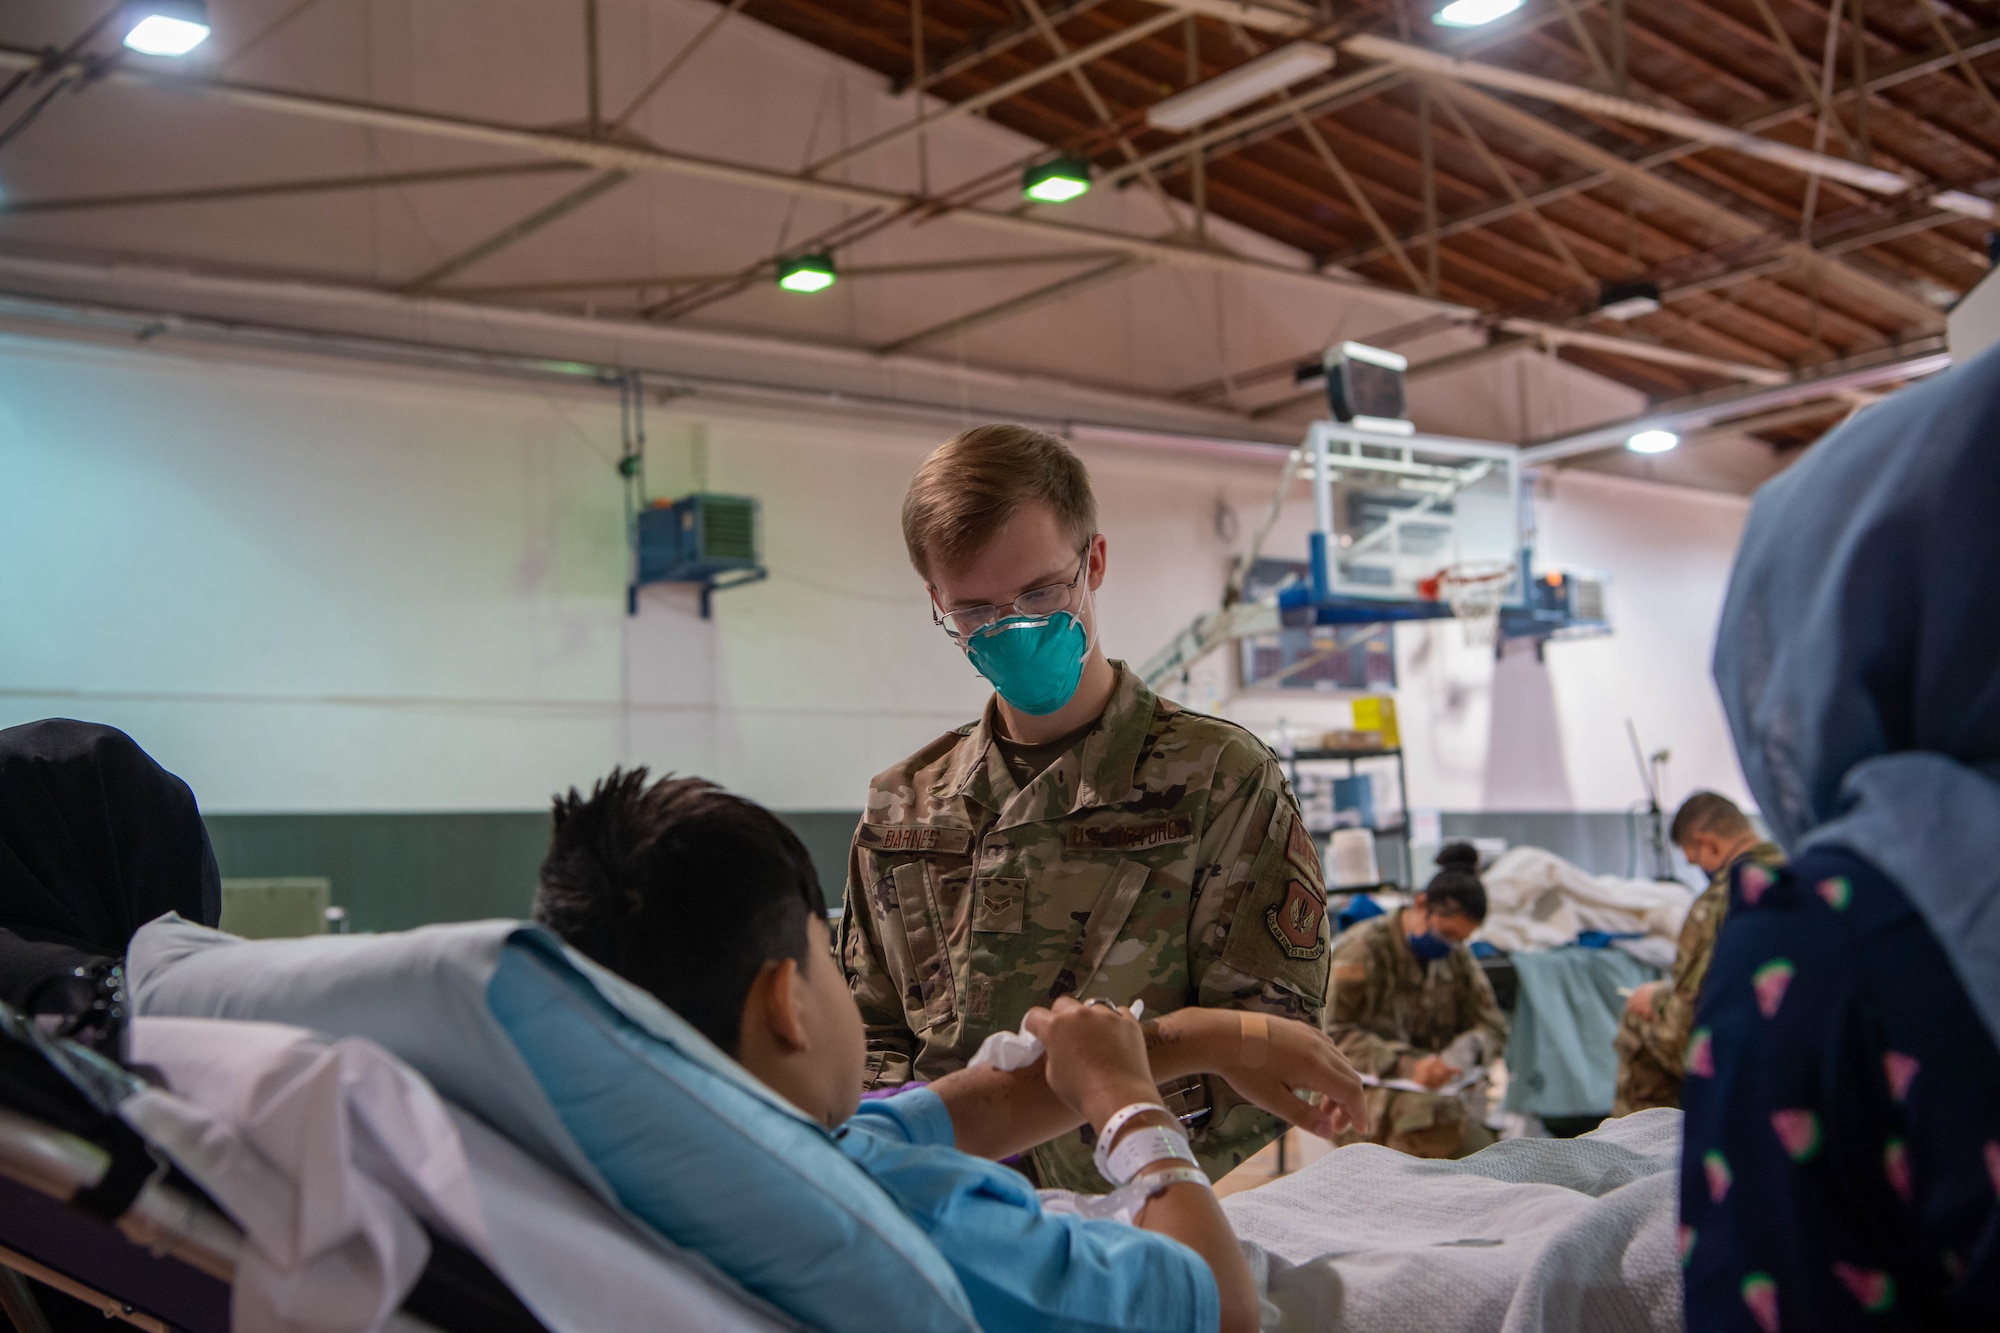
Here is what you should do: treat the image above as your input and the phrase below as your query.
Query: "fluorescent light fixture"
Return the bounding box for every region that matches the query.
[777,253,836,293]
[1597,279,1662,321]
[1147,42,1336,132]
[123,0,210,55]
[1930,189,1997,222]
[1434,0,1523,26]
[1626,429,1680,454]
[1023,155,1092,205]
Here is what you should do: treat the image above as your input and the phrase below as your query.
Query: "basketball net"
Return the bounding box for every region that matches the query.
[1432,560,1513,647]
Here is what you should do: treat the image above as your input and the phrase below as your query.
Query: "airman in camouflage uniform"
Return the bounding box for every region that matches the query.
[840,660,1333,1191]
[1613,839,1785,1115]
[1324,913,1508,1159]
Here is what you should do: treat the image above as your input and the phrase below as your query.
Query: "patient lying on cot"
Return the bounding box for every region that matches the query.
[529,769,1372,1333]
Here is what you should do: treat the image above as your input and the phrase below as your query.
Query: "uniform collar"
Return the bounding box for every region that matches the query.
[938,660,1158,825]
[1709,840,1784,889]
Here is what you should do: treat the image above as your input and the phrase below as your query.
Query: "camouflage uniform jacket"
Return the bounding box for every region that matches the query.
[1325,913,1508,1139]
[839,661,1332,1190]
[1616,841,1786,1112]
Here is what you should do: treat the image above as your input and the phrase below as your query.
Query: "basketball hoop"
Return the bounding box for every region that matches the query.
[1421,559,1514,646]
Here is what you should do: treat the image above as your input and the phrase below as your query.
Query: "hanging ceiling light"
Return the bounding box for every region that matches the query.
[776,253,837,294]
[1433,0,1523,27]
[1597,280,1663,321]
[1147,42,1337,132]
[122,0,211,56]
[1626,429,1680,454]
[1022,155,1093,205]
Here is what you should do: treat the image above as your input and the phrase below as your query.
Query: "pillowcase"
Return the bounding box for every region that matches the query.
[128,915,977,1333]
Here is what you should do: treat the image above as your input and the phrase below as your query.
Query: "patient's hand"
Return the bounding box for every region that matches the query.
[1152,1010,1369,1140]
[1022,997,1163,1126]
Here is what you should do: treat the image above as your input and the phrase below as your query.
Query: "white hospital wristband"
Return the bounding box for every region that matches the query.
[1133,1165,1211,1198]
[1091,1101,1168,1181]
[1104,1124,1198,1187]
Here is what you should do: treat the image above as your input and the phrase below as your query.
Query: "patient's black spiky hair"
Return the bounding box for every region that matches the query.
[533,767,826,1055]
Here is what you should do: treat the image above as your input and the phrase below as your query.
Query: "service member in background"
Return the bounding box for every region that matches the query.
[1324,843,1509,1159]
[840,423,1346,1191]
[1612,791,1784,1116]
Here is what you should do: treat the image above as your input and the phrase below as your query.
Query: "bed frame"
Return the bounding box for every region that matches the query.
[0,1013,550,1333]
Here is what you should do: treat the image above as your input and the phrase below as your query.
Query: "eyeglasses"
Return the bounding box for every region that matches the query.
[931,544,1090,642]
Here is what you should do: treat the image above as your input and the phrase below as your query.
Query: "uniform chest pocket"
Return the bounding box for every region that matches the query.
[973,879,1026,935]
[888,861,961,1029]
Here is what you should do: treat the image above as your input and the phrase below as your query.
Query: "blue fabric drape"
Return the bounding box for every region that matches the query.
[1712,343,2000,1043]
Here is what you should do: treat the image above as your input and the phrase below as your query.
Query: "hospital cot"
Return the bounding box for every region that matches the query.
[0,1002,549,1333]
[3,914,1690,1333]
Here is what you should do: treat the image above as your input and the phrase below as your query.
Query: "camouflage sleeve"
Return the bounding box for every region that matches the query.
[1642,884,1725,1075]
[1324,933,1414,1076]
[1451,954,1509,1066]
[837,828,918,1089]
[1191,758,1332,1023]
[1180,757,1332,1179]
[1644,969,1697,1075]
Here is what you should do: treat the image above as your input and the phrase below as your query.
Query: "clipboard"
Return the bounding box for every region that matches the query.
[1359,1067,1489,1097]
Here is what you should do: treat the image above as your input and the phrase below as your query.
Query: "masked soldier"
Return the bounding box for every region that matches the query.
[1324,843,1508,1159]
[1613,791,1784,1115]
[839,424,1340,1190]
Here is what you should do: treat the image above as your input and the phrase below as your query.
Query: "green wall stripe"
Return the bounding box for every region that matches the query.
[202,810,862,935]
[202,809,1672,936]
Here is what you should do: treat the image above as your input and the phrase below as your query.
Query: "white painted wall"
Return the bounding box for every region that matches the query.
[0,329,1753,815]
[1389,470,1756,817]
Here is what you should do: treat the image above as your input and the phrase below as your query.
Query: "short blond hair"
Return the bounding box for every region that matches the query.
[900,424,1097,578]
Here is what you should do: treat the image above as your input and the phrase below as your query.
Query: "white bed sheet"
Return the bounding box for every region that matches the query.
[1227,1109,1683,1333]
[1477,848,1694,969]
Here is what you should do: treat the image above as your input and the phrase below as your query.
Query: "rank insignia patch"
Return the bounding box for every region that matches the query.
[1286,818,1325,885]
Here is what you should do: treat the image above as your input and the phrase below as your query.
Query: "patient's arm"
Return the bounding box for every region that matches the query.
[930,1005,1368,1161]
[1025,998,1263,1333]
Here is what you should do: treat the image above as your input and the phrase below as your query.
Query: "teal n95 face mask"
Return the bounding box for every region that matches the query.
[963,606,1091,716]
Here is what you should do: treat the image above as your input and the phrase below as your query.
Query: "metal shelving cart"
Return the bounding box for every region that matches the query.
[1282,746,1413,892]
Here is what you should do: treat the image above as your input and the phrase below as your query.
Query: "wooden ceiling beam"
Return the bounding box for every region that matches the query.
[1203,93,1854,360]
[1315,23,2000,287]
[1203,111,1810,366]
[1660,0,2000,178]
[899,0,1114,95]
[1424,80,1942,328]
[1292,68,1906,350]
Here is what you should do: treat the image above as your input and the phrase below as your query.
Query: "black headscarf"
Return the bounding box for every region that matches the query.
[0,719,220,1009]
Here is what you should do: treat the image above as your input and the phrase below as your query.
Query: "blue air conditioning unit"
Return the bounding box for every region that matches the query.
[632,493,767,617]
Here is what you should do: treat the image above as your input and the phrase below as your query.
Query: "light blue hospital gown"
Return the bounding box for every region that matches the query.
[836,1087,1221,1333]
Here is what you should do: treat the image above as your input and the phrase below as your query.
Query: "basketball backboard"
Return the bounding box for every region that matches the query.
[1305,420,1523,607]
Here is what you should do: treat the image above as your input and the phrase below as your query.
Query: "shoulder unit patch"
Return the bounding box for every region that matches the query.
[1266,879,1328,960]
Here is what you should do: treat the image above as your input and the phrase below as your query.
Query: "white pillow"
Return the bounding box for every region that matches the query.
[127,915,978,1333]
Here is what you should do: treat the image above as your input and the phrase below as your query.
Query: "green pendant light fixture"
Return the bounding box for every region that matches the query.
[1022,155,1093,205]
[776,253,837,294]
